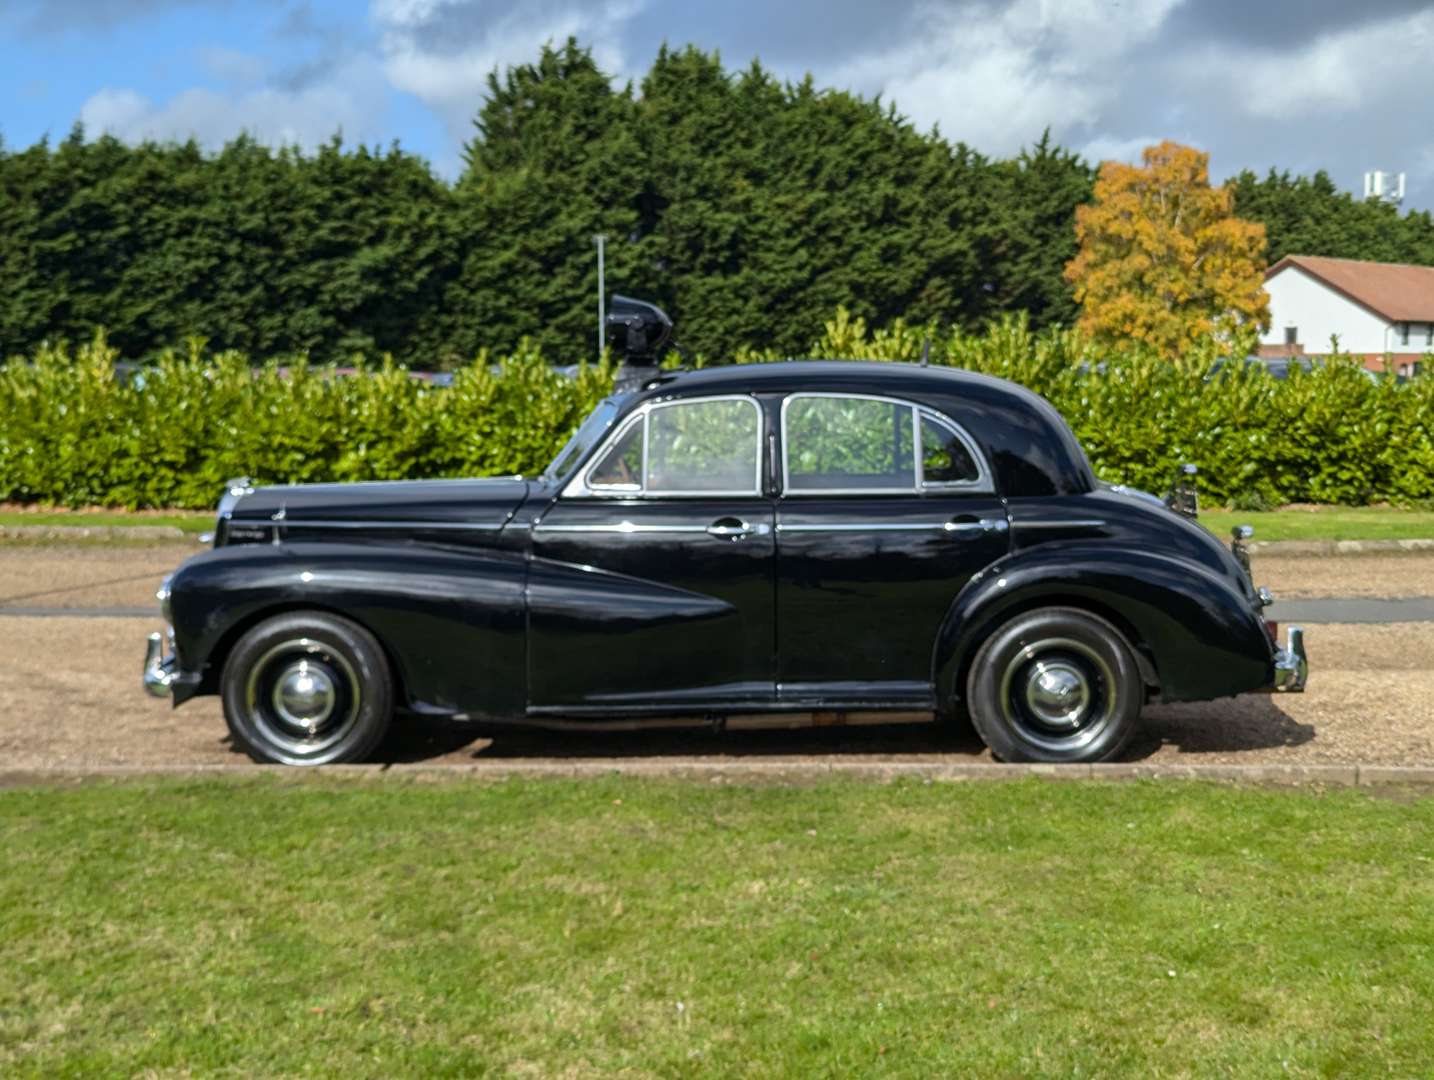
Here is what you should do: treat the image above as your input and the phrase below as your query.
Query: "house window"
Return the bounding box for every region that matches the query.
[1426,324,1433,347]
[1400,322,1410,345]
[1284,326,1298,346]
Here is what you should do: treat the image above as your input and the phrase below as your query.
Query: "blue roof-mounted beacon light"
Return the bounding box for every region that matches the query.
[606,295,674,388]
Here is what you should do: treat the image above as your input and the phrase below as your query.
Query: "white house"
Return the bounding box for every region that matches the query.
[1260,254,1432,375]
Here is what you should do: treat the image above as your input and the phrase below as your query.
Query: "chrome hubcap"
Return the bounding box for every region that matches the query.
[270,660,337,734]
[1023,661,1090,730]
[245,638,361,759]
[998,636,1117,753]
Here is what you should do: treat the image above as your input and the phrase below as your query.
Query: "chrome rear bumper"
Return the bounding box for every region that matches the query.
[143,631,178,698]
[1268,625,1307,693]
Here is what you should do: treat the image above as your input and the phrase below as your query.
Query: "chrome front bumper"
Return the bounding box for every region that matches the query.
[143,631,179,698]
[1269,625,1308,693]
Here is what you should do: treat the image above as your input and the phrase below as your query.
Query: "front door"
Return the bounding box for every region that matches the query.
[774,393,1011,706]
[527,395,776,714]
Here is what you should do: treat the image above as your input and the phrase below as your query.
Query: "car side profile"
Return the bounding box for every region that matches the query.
[143,300,1306,765]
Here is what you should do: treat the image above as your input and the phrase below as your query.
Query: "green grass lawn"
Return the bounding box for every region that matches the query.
[3,776,1432,1077]
[0,508,211,532]
[1201,506,1434,542]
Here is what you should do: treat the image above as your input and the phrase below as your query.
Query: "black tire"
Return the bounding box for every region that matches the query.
[965,607,1142,764]
[221,611,393,766]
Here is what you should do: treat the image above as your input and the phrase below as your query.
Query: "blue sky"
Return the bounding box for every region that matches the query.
[4,0,1434,209]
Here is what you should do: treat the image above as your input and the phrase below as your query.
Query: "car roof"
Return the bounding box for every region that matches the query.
[634,359,1025,401]
[624,359,1097,498]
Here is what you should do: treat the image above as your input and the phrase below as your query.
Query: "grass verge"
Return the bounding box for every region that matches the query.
[3,775,1432,1076]
[1201,506,1434,542]
[0,508,211,533]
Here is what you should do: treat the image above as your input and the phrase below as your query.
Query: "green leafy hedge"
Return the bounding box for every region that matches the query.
[805,311,1434,509]
[1,319,1430,510]
[0,339,611,510]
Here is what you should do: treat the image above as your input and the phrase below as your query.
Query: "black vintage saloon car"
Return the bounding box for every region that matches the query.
[143,328,1307,765]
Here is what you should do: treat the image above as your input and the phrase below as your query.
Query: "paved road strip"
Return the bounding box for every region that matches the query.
[1274,597,1434,623]
[2,761,1432,786]
[0,606,157,618]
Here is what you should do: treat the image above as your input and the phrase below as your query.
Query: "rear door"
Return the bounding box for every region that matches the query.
[527,395,776,714]
[774,393,1010,706]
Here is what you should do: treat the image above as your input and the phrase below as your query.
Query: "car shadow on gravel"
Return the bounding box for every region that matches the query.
[372,697,1314,765]
[375,716,989,764]
[1127,697,1314,760]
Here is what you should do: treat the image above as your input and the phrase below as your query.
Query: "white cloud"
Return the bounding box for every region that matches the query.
[197,45,270,85]
[1177,9,1434,121]
[372,0,645,139]
[78,53,390,149]
[1080,133,1172,166]
[828,0,1185,153]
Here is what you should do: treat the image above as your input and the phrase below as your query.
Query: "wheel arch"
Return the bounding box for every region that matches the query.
[194,601,409,711]
[942,594,1158,718]
[167,541,528,718]
[932,545,1272,712]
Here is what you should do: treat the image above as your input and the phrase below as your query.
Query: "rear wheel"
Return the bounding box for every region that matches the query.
[221,612,393,765]
[966,607,1142,764]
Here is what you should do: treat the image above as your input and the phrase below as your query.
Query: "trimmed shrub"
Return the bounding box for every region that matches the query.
[0,337,612,509]
[1,319,1429,510]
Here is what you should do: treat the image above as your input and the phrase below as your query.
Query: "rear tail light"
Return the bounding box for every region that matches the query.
[1263,620,1279,645]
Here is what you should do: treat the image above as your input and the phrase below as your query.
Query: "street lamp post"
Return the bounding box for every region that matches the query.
[593,234,607,361]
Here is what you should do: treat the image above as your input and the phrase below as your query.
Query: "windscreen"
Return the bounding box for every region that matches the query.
[542,398,621,482]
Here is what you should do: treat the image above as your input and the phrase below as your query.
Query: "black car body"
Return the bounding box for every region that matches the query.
[145,359,1307,765]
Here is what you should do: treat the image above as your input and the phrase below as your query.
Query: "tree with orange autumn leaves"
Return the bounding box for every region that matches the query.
[1065,141,1270,359]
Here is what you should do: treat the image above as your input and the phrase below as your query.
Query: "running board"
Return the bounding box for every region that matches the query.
[450,710,940,733]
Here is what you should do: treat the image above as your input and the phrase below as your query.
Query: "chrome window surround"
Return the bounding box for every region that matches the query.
[779,392,994,496]
[562,394,765,499]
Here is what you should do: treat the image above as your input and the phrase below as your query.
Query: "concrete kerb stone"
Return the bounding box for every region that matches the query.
[1354,765,1434,785]
[1248,538,1434,556]
[4,761,1434,787]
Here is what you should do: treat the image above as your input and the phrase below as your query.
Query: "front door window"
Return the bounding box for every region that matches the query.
[579,396,762,497]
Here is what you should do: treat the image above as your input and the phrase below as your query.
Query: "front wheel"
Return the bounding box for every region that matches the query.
[221,612,393,765]
[965,607,1143,764]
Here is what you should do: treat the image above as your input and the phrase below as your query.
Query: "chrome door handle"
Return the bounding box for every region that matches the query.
[944,517,1010,536]
[707,518,753,539]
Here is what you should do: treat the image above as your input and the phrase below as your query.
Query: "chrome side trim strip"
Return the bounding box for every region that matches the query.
[275,518,508,531]
[778,519,1009,534]
[533,522,711,534]
[778,522,949,533]
[1014,519,1107,529]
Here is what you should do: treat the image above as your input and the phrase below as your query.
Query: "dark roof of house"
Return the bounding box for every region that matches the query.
[1267,254,1434,322]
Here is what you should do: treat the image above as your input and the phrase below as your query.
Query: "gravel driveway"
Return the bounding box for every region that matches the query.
[0,543,1430,769]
